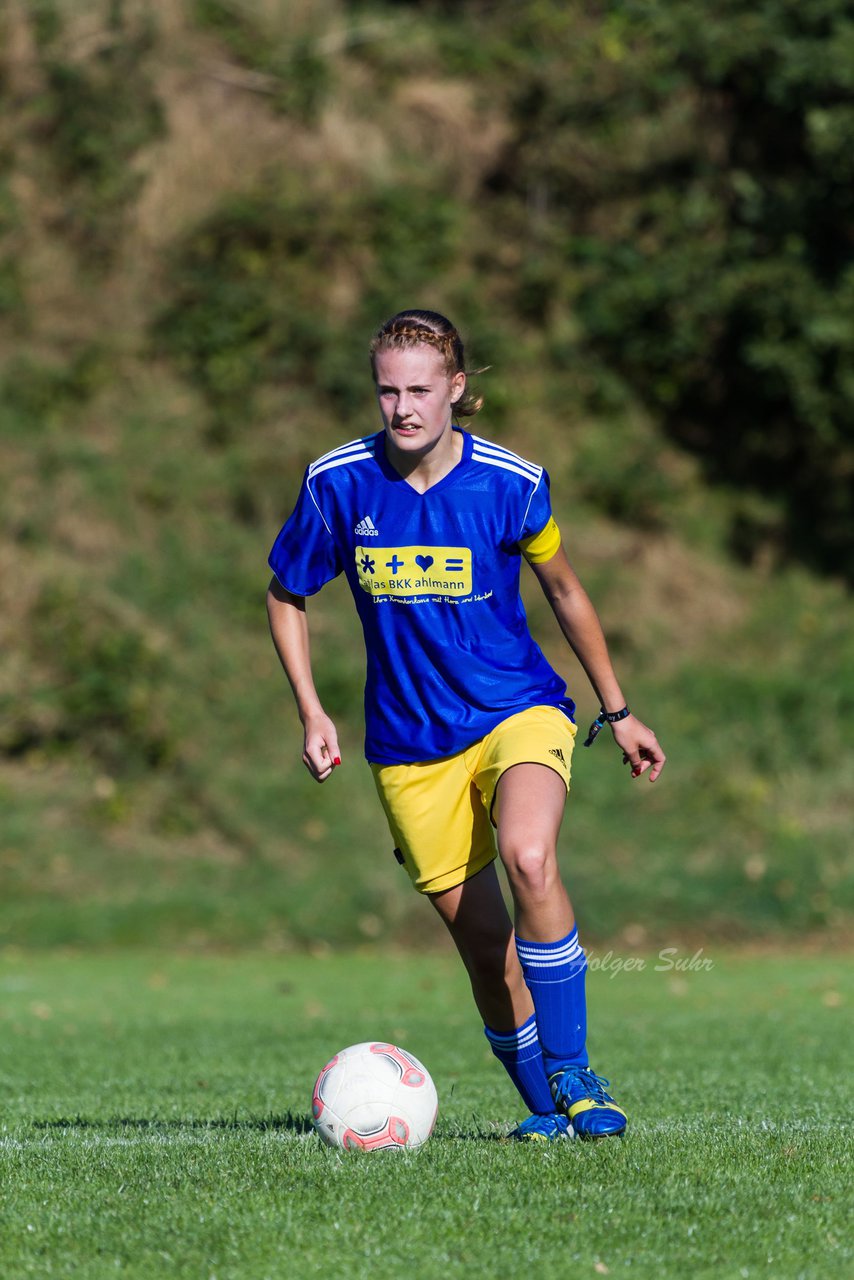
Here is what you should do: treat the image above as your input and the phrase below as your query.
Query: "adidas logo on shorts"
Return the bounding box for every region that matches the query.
[354,516,379,536]
[548,748,566,765]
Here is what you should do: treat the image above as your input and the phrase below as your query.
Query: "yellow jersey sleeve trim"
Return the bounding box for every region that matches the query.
[519,516,561,564]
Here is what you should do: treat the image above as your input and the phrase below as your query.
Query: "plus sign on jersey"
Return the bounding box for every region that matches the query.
[356,545,473,597]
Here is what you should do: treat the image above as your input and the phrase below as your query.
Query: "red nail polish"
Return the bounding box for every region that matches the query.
[333,756,341,766]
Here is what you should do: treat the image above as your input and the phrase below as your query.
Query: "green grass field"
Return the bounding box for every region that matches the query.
[0,949,849,1279]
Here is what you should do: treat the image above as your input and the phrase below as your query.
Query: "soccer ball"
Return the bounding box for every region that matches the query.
[311,1041,438,1151]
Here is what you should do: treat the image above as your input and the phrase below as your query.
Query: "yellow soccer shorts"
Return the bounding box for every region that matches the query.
[370,705,577,896]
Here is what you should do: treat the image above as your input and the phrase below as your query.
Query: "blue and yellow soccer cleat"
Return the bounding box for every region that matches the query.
[507,1112,572,1142]
[549,1066,627,1139]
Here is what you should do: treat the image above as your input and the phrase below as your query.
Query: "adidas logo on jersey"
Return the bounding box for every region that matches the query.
[548,748,566,765]
[354,516,379,536]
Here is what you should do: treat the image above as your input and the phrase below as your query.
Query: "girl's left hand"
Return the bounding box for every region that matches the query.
[611,716,666,782]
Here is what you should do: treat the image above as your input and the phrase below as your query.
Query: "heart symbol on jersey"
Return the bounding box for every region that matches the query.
[415,555,434,571]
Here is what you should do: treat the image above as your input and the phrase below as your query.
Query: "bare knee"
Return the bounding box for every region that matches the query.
[501,840,559,901]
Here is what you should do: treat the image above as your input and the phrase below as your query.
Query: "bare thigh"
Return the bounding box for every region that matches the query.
[494,763,574,941]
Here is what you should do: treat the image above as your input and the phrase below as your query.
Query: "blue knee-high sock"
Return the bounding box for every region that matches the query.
[515,925,589,1077]
[483,1013,555,1115]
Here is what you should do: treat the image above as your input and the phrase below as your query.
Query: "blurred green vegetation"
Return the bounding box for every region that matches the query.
[153,183,467,429]
[0,0,851,949]
[29,0,164,263]
[194,0,332,119]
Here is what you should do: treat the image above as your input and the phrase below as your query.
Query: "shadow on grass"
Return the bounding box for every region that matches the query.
[31,1115,506,1140]
[32,1111,315,1135]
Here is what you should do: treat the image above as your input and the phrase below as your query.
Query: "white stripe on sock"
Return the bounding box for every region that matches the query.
[485,1022,540,1050]
[517,940,584,968]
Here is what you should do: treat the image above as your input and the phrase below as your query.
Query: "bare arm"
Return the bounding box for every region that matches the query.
[530,548,666,782]
[266,576,341,783]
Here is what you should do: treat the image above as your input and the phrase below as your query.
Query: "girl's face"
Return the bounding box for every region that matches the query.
[374,345,465,458]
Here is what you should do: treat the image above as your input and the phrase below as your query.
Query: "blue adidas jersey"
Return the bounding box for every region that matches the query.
[268,428,575,764]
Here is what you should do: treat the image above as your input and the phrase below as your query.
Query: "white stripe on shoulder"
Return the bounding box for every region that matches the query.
[471,436,542,480]
[472,449,543,484]
[308,437,376,476]
[310,436,376,466]
[309,446,376,479]
[305,479,332,535]
[471,436,541,471]
[519,469,544,536]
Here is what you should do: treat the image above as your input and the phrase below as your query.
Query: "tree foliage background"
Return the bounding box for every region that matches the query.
[0,0,851,948]
[158,0,854,577]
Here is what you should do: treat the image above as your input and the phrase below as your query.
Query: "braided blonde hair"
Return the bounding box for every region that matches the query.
[370,310,484,417]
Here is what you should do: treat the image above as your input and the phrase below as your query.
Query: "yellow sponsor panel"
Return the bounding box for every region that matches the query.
[355,545,473,597]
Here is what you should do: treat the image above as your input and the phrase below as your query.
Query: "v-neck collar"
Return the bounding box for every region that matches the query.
[376,427,472,497]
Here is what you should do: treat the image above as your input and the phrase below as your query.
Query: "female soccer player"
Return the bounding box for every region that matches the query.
[267,310,665,1141]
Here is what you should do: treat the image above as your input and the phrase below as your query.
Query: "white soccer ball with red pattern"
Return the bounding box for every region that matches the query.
[311,1042,438,1151]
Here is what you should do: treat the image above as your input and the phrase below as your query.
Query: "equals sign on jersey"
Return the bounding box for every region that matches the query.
[444,557,465,572]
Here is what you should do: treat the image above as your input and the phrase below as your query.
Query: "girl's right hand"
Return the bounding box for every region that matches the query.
[302,713,342,783]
